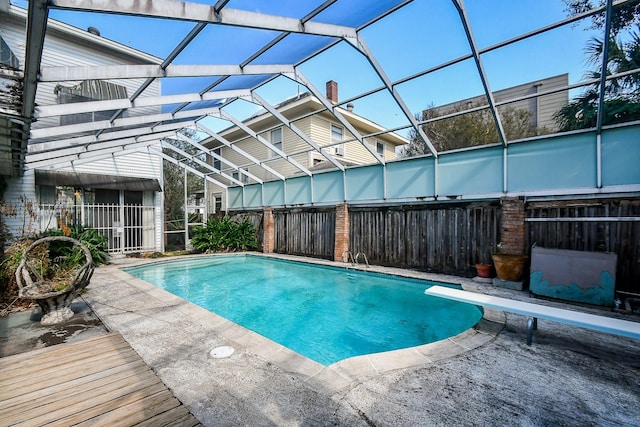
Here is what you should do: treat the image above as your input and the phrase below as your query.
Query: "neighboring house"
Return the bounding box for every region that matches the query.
[430,73,569,132]
[203,81,408,212]
[0,3,164,254]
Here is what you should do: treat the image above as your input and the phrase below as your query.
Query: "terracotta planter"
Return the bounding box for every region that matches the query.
[475,263,492,278]
[491,253,528,282]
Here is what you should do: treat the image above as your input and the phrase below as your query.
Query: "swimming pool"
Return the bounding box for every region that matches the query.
[124,255,482,365]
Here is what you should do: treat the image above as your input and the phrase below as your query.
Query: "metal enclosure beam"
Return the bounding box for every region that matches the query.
[596,0,614,134]
[19,0,49,172]
[249,92,345,171]
[175,132,264,184]
[162,137,244,186]
[150,146,227,188]
[196,123,285,180]
[34,145,159,170]
[29,119,199,152]
[26,138,164,168]
[453,0,507,146]
[288,70,386,164]
[48,0,358,39]
[39,64,295,82]
[349,35,439,158]
[35,89,250,118]
[30,107,219,139]
[217,110,312,176]
[26,131,171,165]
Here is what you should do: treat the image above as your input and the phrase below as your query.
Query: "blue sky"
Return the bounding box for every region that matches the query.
[12,0,607,135]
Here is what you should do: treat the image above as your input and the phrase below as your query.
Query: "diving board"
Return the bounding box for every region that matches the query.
[425,285,640,345]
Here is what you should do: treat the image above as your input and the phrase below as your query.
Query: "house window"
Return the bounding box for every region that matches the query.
[213,193,223,213]
[269,127,283,159]
[376,141,385,158]
[0,35,20,69]
[213,148,221,170]
[232,170,248,184]
[331,124,344,156]
[55,80,128,126]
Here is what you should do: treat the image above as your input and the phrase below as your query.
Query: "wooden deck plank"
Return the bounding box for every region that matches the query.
[1,351,143,399]
[0,361,155,420]
[0,359,148,415]
[0,332,126,368]
[135,405,196,427]
[0,332,202,427]
[72,389,181,427]
[0,336,133,379]
[164,412,205,427]
[15,382,167,426]
[0,346,139,389]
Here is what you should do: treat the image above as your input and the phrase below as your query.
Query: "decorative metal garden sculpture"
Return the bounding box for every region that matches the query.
[16,236,94,325]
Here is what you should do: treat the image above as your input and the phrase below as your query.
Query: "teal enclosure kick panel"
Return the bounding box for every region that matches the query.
[529,246,617,306]
[227,126,640,209]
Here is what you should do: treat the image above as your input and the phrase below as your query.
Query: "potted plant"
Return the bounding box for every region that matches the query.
[474,262,492,278]
[492,242,528,282]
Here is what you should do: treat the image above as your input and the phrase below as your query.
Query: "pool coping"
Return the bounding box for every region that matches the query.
[109,252,505,391]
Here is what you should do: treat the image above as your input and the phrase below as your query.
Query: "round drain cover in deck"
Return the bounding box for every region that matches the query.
[209,346,234,358]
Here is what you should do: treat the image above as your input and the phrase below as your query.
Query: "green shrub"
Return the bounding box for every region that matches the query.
[0,240,41,297]
[40,225,109,266]
[191,217,258,253]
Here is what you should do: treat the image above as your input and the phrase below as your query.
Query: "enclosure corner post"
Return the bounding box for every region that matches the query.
[334,203,349,262]
[500,196,526,254]
[263,207,275,253]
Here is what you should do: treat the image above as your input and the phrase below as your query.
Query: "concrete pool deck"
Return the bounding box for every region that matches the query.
[10,252,639,425]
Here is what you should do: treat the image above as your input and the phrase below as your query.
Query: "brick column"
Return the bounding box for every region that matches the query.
[334,203,349,261]
[263,207,274,253]
[500,197,526,254]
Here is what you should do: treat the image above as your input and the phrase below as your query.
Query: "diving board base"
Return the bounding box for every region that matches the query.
[492,277,524,291]
[425,285,640,346]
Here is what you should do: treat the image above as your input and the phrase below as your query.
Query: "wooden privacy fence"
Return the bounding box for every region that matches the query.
[230,197,640,293]
[349,202,501,274]
[231,201,501,275]
[273,208,335,259]
[526,199,640,294]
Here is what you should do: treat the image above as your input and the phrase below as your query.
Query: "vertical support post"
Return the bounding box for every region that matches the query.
[184,168,188,249]
[263,207,275,253]
[526,317,535,346]
[596,133,603,188]
[334,203,349,262]
[203,178,209,223]
[80,189,86,227]
[503,146,508,193]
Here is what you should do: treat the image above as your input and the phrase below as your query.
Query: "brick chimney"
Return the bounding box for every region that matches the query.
[326,80,338,104]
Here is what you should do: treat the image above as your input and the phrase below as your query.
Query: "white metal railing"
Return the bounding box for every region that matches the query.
[38,203,156,254]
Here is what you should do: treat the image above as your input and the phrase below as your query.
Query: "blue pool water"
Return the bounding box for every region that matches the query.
[124,255,482,365]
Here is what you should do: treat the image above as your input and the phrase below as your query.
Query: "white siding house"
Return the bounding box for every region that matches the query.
[0,4,164,254]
